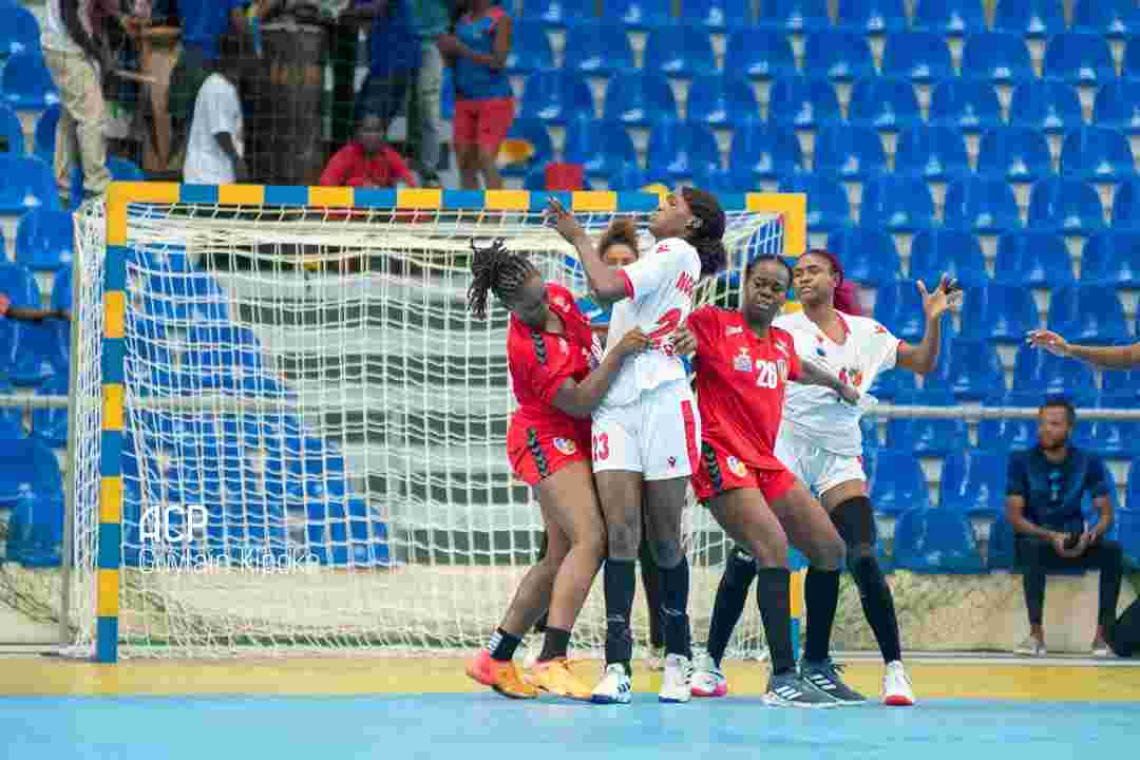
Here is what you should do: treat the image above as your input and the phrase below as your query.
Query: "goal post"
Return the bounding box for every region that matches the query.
[71,183,805,663]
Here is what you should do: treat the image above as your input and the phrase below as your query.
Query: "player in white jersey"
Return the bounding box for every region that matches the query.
[546,188,727,704]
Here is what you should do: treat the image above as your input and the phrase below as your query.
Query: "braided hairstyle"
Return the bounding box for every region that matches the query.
[681,187,728,277]
[466,238,540,320]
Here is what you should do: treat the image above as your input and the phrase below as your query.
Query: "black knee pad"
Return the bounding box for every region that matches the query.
[724,545,759,587]
[831,496,878,561]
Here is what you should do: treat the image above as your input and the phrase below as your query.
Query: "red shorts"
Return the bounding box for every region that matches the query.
[454,97,515,149]
[507,425,591,487]
[693,441,797,504]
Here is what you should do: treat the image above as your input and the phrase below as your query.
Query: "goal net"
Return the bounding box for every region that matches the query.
[67,186,804,660]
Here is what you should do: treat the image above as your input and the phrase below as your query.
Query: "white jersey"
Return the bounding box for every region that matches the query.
[774,309,902,457]
[598,237,701,410]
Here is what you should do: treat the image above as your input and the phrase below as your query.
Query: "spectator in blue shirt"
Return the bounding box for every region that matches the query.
[1005,396,1124,657]
[345,0,422,135]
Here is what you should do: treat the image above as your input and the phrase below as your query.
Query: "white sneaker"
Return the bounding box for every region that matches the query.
[659,653,693,703]
[591,663,632,704]
[1015,635,1047,657]
[882,660,916,707]
[647,645,666,671]
[690,652,727,698]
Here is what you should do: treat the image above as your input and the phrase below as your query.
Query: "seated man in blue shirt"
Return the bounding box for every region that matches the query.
[1005,396,1125,657]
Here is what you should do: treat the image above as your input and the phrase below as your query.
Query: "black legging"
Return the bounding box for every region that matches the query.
[1017,537,1125,628]
[1110,598,1140,657]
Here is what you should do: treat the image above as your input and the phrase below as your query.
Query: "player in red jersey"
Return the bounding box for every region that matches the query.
[463,239,648,700]
[686,254,854,707]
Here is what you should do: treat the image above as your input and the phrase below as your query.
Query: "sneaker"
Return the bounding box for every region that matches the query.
[659,653,693,703]
[647,645,666,671]
[1015,634,1047,657]
[764,672,838,708]
[882,660,916,707]
[465,650,539,699]
[1092,638,1111,657]
[591,663,633,704]
[800,659,867,705]
[690,652,728,698]
[530,658,593,701]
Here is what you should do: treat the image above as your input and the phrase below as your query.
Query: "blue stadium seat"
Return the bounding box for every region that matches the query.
[894,125,971,182]
[607,161,648,191]
[1043,33,1117,87]
[562,117,635,180]
[1092,80,1140,135]
[0,438,62,509]
[0,155,57,214]
[32,104,57,161]
[1027,178,1106,233]
[1009,80,1084,135]
[521,0,592,28]
[813,124,887,179]
[994,230,1073,286]
[605,0,675,29]
[498,118,553,178]
[1113,177,1140,229]
[729,119,804,183]
[187,324,265,391]
[894,508,985,573]
[1119,511,1140,569]
[1046,284,1129,345]
[836,0,908,34]
[686,75,759,128]
[562,22,636,78]
[519,70,595,124]
[759,0,831,32]
[1102,368,1140,408]
[1,52,59,111]
[1081,231,1140,286]
[687,0,754,30]
[977,127,1053,182]
[1072,0,1137,40]
[0,262,55,386]
[865,449,932,516]
[0,103,22,154]
[988,514,1017,570]
[861,175,935,231]
[909,228,989,288]
[993,0,1065,39]
[928,338,1005,400]
[0,400,23,440]
[804,31,877,83]
[1127,38,1140,81]
[1127,459,1140,508]
[506,22,553,75]
[767,76,843,129]
[913,0,986,36]
[826,227,901,286]
[977,401,1040,452]
[602,71,677,126]
[867,367,917,401]
[645,120,721,185]
[5,491,64,567]
[779,174,851,231]
[644,25,718,79]
[873,281,927,341]
[943,176,1022,234]
[959,283,1041,343]
[1074,419,1140,458]
[1012,342,1097,397]
[941,450,1008,517]
[15,208,74,272]
[0,4,39,57]
[524,166,550,190]
[887,388,970,456]
[881,32,955,84]
[929,78,1003,134]
[66,157,144,211]
[848,77,922,131]
[961,33,1035,85]
[1060,127,1135,182]
[31,374,67,448]
[724,28,798,81]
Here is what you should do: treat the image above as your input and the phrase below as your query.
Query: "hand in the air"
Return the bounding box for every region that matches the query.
[917,274,963,321]
[1025,329,1071,358]
[544,198,586,244]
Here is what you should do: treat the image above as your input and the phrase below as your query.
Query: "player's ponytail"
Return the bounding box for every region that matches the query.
[805,247,863,316]
[681,187,728,277]
[466,238,537,320]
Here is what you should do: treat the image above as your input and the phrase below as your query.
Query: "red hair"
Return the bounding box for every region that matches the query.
[803,248,862,316]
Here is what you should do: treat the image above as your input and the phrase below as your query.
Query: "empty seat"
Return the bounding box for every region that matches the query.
[0,5,40,57]
[607,161,647,191]
[929,78,1003,133]
[779,174,851,231]
[0,52,59,111]
[33,104,58,160]
[1044,34,1117,87]
[1092,80,1140,135]
[848,77,922,131]
[0,438,62,508]
[928,338,1006,400]
[909,228,989,288]
[988,514,1017,570]
[977,404,1039,452]
[1103,369,1140,408]
[1009,79,1084,135]
[521,0,593,27]
[866,449,932,516]
[1074,419,1140,457]
[868,366,918,400]
[605,0,675,28]
[994,230,1074,285]
[881,32,955,84]
[759,0,831,32]
[1046,284,1129,345]
[520,70,595,124]
[958,283,1041,343]
[562,22,635,78]
[894,125,971,181]
[724,28,798,81]
[686,75,760,128]
[687,0,754,30]
[1081,231,1140,286]
[977,126,1053,182]
[14,208,74,271]
[826,227,901,286]
[1113,177,1140,228]
[645,120,721,184]
[873,281,927,341]
[5,491,64,567]
[1072,0,1137,39]
[0,103,21,154]
[0,399,23,439]
[993,0,1065,38]
[1012,342,1097,396]
[1027,178,1106,233]
[804,31,876,83]
[561,117,634,180]
[0,154,56,214]
[644,25,718,79]
[499,118,553,178]
[941,450,1008,517]
[1127,38,1140,81]
[31,374,67,448]
[943,176,1022,234]
[602,71,677,126]
[861,175,935,231]
[1060,127,1135,182]
[961,33,1035,85]
[894,508,985,573]
[767,76,843,129]
[887,388,970,455]
[813,124,887,179]
[728,119,804,182]
[836,0,908,34]
[913,0,986,36]
[506,22,553,75]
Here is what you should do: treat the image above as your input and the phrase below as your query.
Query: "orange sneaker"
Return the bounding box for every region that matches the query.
[529,658,593,701]
[466,650,539,699]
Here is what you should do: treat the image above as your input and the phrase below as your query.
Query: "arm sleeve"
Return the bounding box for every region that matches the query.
[1086,456,1111,499]
[319,146,354,186]
[621,240,689,304]
[1006,453,1028,497]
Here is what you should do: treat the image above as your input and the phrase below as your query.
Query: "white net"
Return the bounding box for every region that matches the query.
[69,198,786,659]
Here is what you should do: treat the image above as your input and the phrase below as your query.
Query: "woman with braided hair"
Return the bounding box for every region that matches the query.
[464,238,649,701]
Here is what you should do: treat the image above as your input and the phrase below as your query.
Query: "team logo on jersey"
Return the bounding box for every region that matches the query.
[668,456,677,468]
[726,326,743,336]
[777,358,789,382]
[839,367,863,387]
[726,456,747,478]
[553,295,568,311]
[734,348,752,372]
[553,438,577,455]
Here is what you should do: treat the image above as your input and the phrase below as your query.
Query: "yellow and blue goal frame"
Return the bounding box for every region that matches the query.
[96,183,806,663]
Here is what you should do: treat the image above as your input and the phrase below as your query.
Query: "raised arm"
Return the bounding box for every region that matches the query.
[897,275,962,375]
[550,328,647,418]
[1026,330,1140,370]
[545,198,628,305]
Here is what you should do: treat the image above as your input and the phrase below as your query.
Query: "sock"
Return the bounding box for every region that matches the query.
[850,555,903,664]
[487,627,521,662]
[706,547,757,667]
[754,567,795,676]
[639,537,664,649]
[804,568,840,663]
[659,557,693,659]
[538,626,571,662]
[603,558,636,673]
[533,612,548,634]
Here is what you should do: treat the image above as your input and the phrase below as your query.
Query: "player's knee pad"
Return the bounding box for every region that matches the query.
[831,496,877,562]
[724,545,759,588]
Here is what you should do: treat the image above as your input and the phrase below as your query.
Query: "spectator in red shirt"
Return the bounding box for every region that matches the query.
[319,115,418,188]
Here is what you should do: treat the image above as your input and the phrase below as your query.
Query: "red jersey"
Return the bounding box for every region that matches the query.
[688,307,801,470]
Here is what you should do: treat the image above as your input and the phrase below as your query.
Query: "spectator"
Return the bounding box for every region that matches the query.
[319,114,417,188]
[439,0,513,190]
[405,0,452,186]
[344,0,422,132]
[183,35,247,185]
[1006,396,1125,657]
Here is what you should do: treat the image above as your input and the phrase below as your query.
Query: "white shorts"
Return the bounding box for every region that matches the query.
[773,428,866,497]
[591,380,701,480]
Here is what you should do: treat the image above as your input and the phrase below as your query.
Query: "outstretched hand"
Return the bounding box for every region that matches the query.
[1025,329,1071,358]
[917,274,963,321]
[544,198,586,244]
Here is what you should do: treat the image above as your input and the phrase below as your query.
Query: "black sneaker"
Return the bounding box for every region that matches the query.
[764,672,839,708]
[800,659,868,704]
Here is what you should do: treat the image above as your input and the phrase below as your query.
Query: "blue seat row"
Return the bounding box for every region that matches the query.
[0,262,68,387]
